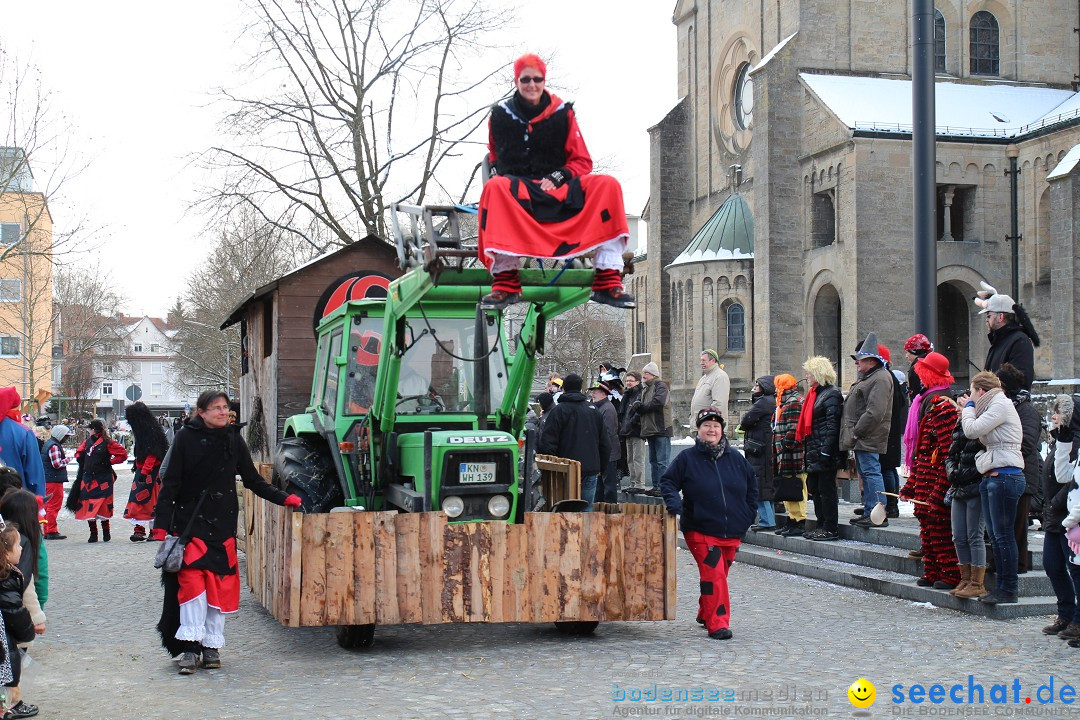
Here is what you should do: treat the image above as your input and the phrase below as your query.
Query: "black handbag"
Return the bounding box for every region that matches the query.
[774,475,805,502]
[154,488,209,573]
[743,437,767,457]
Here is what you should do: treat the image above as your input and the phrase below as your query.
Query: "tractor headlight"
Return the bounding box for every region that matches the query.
[441,495,465,518]
[487,495,511,518]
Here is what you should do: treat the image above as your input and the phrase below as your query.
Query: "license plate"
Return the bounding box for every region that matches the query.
[459,462,496,484]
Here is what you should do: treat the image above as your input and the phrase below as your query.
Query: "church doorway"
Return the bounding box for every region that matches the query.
[812,284,842,384]
[936,281,972,388]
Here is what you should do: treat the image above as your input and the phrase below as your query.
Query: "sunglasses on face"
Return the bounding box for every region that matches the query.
[518,76,544,84]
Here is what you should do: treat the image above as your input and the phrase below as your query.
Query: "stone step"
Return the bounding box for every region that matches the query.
[741,528,1054,596]
[731,543,1058,620]
[774,510,1045,565]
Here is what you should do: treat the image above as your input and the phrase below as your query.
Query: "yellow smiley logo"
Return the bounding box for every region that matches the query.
[848,678,876,708]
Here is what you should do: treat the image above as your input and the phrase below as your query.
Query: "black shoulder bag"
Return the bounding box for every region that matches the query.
[154,488,210,573]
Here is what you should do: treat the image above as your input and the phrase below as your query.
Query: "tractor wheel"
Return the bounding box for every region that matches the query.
[335,624,375,649]
[273,436,343,512]
[554,621,599,635]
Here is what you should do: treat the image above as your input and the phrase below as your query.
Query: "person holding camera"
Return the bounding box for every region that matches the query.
[959,371,1024,604]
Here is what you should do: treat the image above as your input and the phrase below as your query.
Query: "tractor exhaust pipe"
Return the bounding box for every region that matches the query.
[474,307,490,429]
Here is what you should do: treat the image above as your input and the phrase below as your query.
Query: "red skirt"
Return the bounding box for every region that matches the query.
[178,537,240,613]
[75,475,114,521]
[123,470,160,522]
[477,174,629,267]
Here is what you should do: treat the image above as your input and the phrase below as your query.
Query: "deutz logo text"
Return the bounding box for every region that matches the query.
[448,436,506,444]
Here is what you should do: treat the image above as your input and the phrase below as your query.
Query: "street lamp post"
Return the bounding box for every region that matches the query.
[1005,144,1022,301]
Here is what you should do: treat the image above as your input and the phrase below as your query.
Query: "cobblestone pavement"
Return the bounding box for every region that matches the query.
[24,469,1078,719]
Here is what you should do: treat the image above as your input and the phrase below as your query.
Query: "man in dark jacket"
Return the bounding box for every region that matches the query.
[661,408,757,640]
[539,374,609,511]
[882,360,910,519]
[839,332,894,527]
[981,293,1038,391]
[589,381,621,504]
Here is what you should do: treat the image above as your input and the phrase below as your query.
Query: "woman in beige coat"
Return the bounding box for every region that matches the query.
[959,370,1025,604]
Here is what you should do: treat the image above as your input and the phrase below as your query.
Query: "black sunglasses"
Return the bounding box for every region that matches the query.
[518,76,544,84]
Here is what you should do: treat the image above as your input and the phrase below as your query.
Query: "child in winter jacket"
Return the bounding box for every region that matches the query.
[0,523,36,717]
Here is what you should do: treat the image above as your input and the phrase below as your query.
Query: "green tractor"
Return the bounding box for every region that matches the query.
[273,204,595,524]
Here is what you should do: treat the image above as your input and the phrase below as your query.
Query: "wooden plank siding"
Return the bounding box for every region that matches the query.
[244,491,677,628]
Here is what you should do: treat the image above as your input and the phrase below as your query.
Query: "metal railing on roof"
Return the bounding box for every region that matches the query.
[851,106,1080,139]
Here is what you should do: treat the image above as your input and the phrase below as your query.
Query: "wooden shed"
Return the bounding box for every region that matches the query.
[222,237,401,462]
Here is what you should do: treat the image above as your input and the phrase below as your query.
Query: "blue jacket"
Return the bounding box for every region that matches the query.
[0,417,44,497]
[661,438,758,539]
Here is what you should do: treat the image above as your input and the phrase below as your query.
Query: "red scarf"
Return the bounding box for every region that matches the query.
[795,385,817,442]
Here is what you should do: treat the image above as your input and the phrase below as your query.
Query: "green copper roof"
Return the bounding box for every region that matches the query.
[668,193,754,268]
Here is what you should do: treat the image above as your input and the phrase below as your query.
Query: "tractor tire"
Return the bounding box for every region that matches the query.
[273,436,343,512]
[554,621,599,635]
[335,624,375,649]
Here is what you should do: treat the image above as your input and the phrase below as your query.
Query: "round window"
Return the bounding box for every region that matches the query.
[734,63,754,130]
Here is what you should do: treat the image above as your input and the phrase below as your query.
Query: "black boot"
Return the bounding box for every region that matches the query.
[780,520,805,537]
[88,520,98,543]
[102,520,111,543]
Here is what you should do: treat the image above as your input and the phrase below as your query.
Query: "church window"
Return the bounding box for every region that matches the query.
[969,11,999,76]
[936,185,974,242]
[734,63,754,130]
[726,303,745,353]
[636,322,646,354]
[934,10,946,73]
[811,190,836,248]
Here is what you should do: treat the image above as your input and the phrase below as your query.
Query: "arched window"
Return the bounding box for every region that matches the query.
[934,10,946,73]
[970,11,999,76]
[726,303,745,352]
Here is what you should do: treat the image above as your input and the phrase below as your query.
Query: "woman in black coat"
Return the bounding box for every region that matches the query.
[1040,393,1080,638]
[800,357,844,541]
[153,390,301,675]
[740,375,777,531]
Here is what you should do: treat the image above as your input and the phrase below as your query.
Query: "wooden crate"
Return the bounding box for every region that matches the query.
[534,454,581,509]
[244,492,678,627]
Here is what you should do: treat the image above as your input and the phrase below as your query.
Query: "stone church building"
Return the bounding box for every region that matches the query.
[629,0,1080,428]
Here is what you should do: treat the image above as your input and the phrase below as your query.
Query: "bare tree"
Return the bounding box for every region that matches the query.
[53,265,128,417]
[0,49,95,264]
[199,0,508,251]
[169,212,318,398]
[539,304,627,384]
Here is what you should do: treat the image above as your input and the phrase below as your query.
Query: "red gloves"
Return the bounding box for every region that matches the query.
[149,527,167,541]
[283,494,302,508]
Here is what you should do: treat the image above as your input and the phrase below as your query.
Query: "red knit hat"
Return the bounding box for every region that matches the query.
[877,345,890,363]
[904,333,933,353]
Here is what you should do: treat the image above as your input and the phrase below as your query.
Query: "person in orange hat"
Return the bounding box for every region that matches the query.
[899,352,961,589]
[478,53,635,310]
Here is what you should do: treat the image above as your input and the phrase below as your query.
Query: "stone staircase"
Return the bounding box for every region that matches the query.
[620,490,1055,620]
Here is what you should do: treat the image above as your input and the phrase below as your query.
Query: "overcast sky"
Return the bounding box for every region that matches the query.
[3,1,677,317]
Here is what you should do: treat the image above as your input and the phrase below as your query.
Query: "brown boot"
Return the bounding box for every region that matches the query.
[956,565,987,599]
[949,564,972,596]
